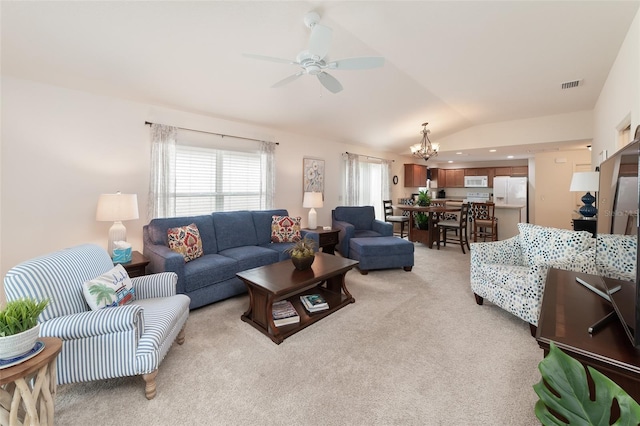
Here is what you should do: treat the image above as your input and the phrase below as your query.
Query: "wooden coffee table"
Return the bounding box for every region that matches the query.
[237,252,358,344]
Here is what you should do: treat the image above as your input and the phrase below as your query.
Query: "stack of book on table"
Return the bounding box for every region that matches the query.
[272,300,300,327]
[300,294,329,313]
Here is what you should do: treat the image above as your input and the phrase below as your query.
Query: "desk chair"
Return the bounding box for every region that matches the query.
[436,203,470,254]
[383,200,409,238]
[471,202,498,242]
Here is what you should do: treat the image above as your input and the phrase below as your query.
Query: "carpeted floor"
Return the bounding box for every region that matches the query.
[54,243,542,425]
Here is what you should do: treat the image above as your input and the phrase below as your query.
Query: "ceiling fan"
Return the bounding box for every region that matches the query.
[243,11,384,94]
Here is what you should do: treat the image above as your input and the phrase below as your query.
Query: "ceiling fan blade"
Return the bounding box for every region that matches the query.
[317,72,343,94]
[243,53,296,65]
[272,72,304,88]
[328,57,385,70]
[307,24,332,59]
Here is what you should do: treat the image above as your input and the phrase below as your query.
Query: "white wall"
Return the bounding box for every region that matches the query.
[592,9,640,163]
[0,77,410,280]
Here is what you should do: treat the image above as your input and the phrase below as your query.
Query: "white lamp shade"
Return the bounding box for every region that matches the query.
[96,193,139,222]
[569,172,599,192]
[303,192,323,208]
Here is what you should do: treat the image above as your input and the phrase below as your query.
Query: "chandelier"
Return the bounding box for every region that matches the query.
[410,122,438,161]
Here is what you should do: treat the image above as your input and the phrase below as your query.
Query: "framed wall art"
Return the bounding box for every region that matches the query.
[303,158,325,195]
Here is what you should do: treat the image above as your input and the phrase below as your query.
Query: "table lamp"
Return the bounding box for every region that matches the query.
[96,192,139,256]
[303,192,323,229]
[569,172,599,218]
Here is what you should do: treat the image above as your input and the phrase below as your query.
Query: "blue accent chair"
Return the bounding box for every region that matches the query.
[331,206,393,258]
[3,244,190,400]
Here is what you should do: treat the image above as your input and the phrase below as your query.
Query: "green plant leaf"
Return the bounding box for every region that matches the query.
[534,342,640,425]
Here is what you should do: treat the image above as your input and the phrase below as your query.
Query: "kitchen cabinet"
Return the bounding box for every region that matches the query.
[404,164,427,187]
[445,169,465,188]
[493,167,512,176]
[511,166,528,176]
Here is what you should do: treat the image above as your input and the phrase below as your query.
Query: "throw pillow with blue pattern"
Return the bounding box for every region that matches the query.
[82,264,135,310]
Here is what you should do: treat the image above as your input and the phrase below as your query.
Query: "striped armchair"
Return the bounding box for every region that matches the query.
[3,244,190,399]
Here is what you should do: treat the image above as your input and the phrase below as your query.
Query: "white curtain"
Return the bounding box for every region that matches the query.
[148,124,177,220]
[344,153,360,206]
[382,159,392,202]
[260,141,276,209]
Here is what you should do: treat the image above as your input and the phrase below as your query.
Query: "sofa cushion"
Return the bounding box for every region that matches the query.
[182,254,239,293]
[517,223,593,266]
[252,209,289,245]
[82,264,135,310]
[167,223,204,262]
[147,215,217,254]
[218,246,280,271]
[212,211,258,251]
[260,242,296,261]
[271,215,302,243]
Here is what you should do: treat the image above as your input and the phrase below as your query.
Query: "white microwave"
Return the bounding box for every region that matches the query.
[464,176,488,188]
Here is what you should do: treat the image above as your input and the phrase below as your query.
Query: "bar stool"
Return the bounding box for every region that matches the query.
[471,202,498,242]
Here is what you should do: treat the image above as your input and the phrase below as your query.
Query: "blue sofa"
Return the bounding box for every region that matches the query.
[331,206,393,257]
[143,209,318,309]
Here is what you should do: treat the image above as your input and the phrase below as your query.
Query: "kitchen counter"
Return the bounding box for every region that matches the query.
[494,204,526,240]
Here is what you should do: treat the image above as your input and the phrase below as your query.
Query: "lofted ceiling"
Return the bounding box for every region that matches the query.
[2,1,638,163]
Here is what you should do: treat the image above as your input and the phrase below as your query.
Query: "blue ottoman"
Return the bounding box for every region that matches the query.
[348,237,414,275]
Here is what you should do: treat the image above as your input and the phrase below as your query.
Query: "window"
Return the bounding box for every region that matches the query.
[148,124,275,219]
[342,153,391,220]
[358,161,384,220]
[175,145,264,216]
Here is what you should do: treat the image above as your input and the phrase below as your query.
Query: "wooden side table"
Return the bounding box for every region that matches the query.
[118,251,150,277]
[0,337,63,426]
[303,228,340,255]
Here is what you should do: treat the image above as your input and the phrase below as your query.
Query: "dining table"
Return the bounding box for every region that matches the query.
[395,205,463,248]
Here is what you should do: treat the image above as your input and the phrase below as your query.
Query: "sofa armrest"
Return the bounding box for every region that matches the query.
[40,304,144,340]
[144,243,185,283]
[470,235,522,266]
[332,219,355,256]
[132,272,178,299]
[372,220,393,236]
[546,248,598,275]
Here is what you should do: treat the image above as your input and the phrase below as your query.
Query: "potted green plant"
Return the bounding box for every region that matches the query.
[0,298,49,359]
[534,341,640,424]
[415,190,431,230]
[286,236,317,270]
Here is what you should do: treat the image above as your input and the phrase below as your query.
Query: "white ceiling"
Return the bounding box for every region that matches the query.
[2,1,638,163]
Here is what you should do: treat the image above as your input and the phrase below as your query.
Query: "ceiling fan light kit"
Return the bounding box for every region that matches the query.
[244,11,384,94]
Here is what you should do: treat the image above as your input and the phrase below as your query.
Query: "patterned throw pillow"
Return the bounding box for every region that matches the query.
[168,223,203,262]
[82,264,135,310]
[271,215,302,243]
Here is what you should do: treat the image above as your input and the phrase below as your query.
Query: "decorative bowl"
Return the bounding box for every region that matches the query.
[0,323,40,359]
[291,255,315,271]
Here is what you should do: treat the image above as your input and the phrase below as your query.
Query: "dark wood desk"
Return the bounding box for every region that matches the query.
[395,205,461,248]
[536,268,640,401]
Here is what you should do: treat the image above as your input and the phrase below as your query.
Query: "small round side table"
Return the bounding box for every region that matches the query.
[0,337,62,426]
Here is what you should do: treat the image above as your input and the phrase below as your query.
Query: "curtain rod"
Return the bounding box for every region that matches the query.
[144,121,279,145]
[344,151,394,162]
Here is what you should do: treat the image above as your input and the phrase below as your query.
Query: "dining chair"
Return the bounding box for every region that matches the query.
[436,203,471,254]
[471,202,498,242]
[383,200,409,238]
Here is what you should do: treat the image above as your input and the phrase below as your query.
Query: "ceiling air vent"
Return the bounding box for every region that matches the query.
[561,79,583,89]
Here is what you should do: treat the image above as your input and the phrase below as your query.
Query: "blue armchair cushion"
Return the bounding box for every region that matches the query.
[333,206,376,230]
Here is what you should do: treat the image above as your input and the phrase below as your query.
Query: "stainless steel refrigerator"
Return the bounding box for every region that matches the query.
[493,176,528,206]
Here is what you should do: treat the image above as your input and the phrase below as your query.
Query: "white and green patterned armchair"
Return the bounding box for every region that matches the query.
[3,244,190,399]
[470,223,595,336]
